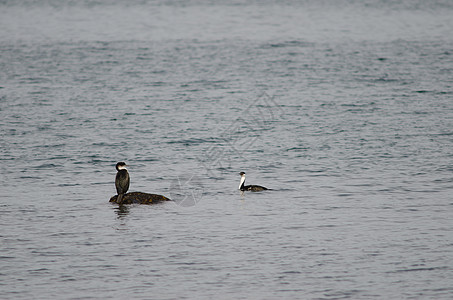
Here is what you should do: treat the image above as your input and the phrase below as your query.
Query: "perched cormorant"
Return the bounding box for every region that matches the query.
[115,162,130,205]
[239,172,268,192]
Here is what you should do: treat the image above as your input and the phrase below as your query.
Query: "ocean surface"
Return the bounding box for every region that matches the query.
[1,0,453,299]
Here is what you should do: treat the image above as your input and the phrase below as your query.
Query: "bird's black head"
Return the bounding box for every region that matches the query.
[239,172,245,176]
[116,162,127,171]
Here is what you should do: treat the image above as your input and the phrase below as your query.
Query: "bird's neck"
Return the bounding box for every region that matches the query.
[239,176,246,189]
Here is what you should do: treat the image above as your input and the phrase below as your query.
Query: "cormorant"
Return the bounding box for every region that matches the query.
[115,162,130,205]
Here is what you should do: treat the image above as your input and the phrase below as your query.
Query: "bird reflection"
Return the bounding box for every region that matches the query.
[115,204,130,218]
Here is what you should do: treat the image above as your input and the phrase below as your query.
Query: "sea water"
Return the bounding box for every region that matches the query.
[1,0,452,299]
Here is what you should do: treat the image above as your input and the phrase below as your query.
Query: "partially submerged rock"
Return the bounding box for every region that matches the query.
[110,192,171,205]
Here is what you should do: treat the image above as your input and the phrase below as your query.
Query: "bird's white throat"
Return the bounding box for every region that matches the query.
[239,175,246,189]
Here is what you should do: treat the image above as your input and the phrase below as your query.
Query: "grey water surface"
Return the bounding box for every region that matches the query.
[1,0,453,299]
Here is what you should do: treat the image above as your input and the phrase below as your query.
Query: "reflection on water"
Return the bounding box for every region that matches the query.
[115,204,130,218]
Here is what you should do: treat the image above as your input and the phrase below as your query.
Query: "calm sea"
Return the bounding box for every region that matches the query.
[1,0,452,299]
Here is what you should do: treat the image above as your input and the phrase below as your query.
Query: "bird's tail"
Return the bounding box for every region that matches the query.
[117,193,124,205]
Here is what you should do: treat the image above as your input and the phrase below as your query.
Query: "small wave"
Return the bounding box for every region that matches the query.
[262,40,312,49]
[33,163,57,169]
[390,266,449,273]
[167,137,218,145]
[414,90,453,95]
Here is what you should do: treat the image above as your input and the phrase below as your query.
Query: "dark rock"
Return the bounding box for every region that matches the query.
[110,192,171,205]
